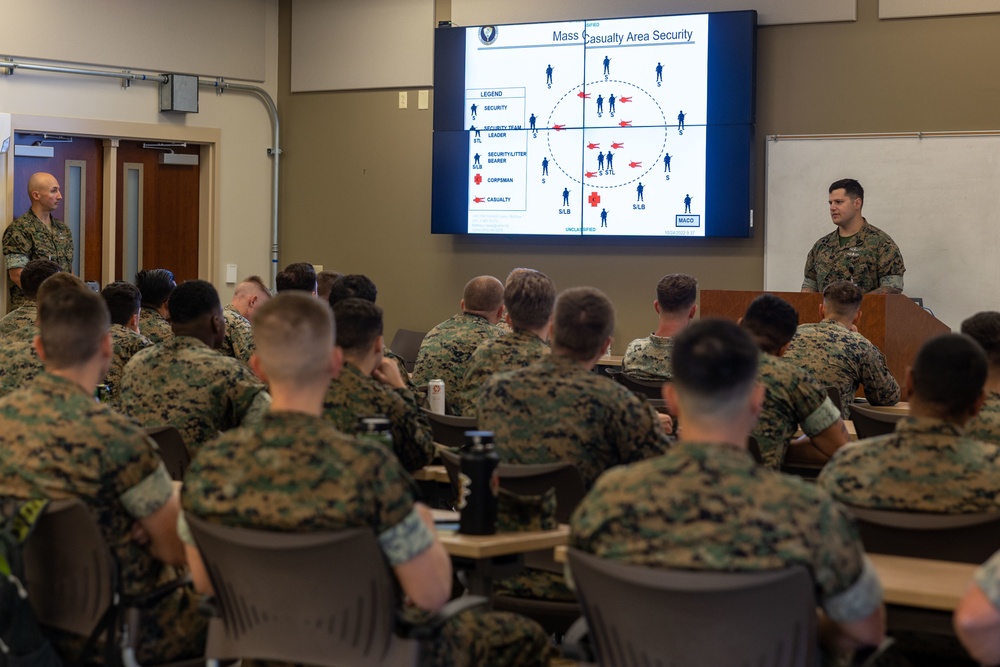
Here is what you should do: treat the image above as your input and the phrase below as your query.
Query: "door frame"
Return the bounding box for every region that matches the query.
[0,114,220,312]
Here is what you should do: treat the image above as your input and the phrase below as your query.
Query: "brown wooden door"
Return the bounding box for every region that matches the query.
[13,134,104,283]
[115,141,200,283]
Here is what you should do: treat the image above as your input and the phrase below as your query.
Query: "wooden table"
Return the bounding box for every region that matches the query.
[439,525,570,597]
[552,547,975,612]
[594,355,623,369]
[411,464,450,484]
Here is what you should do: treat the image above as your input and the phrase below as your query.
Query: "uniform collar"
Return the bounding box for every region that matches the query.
[895,415,963,437]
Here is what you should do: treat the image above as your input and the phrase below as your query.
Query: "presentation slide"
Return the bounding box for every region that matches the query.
[464,15,707,236]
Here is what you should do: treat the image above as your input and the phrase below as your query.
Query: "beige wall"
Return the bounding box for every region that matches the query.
[277,0,1000,350]
[1,1,279,304]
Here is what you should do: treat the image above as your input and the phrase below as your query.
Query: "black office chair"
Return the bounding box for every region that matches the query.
[388,329,427,374]
[848,404,902,439]
[420,409,477,448]
[144,425,191,481]
[607,370,666,400]
[566,550,818,667]
[823,385,843,414]
[845,505,1000,564]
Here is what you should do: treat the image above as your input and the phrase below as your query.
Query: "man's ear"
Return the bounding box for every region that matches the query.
[250,353,268,383]
[331,345,344,379]
[33,334,47,362]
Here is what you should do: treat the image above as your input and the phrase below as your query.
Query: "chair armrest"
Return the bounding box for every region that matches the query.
[399,595,490,640]
[560,615,594,662]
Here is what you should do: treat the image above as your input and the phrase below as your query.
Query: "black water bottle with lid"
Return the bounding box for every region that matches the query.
[458,431,499,535]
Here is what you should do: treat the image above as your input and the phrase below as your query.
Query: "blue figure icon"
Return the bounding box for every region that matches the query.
[470,125,480,138]
[562,188,570,206]
[663,153,671,173]
[597,152,605,172]
[600,208,608,227]
[542,157,549,176]
[608,94,616,116]
[596,94,604,116]
[471,103,478,120]
[473,153,481,167]
[605,151,614,173]
[677,110,686,133]
[636,182,644,202]
[529,113,537,134]
[546,64,553,88]
[603,55,611,78]
[684,193,692,213]
[655,62,663,86]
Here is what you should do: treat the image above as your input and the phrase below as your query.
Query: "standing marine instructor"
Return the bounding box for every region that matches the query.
[801,178,904,295]
[3,172,75,311]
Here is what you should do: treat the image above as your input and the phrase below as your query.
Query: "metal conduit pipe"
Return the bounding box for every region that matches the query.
[2,58,281,289]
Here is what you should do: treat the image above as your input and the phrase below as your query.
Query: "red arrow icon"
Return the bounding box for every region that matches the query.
[553,124,566,131]
[585,171,597,178]
[611,142,625,149]
[587,142,600,150]
[577,92,591,99]
[619,120,632,127]
[629,161,642,168]
[619,96,632,103]
[473,197,485,203]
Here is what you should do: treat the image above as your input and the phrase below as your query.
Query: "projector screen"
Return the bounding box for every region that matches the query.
[432,10,757,238]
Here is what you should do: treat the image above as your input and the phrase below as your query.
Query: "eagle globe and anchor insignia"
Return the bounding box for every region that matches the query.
[479,25,498,45]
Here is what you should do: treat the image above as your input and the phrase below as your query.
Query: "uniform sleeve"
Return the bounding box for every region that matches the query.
[362,441,432,564]
[231,322,256,365]
[2,223,32,271]
[388,387,435,471]
[974,550,1000,610]
[877,237,905,291]
[106,427,174,519]
[802,244,819,292]
[613,390,671,464]
[859,344,901,407]
[794,370,841,437]
[231,361,270,427]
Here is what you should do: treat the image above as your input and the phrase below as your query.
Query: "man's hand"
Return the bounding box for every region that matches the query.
[373,357,408,389]
[656,412,674,433]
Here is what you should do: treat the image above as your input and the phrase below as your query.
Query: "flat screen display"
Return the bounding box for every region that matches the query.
[432,10,757,238]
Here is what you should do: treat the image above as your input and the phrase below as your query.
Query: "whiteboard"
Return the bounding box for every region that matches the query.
[452,0,856,27]
[764,134,1000,332]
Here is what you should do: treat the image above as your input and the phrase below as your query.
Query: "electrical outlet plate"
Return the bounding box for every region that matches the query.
[418,90,429,110]
[398,91,408,109]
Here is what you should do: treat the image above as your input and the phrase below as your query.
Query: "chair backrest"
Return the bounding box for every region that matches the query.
[608,370,666,400]
[145,425,191,481]
[185,515,417,667]
[567,549,817,667]
[823,385,843,413]
[845,505,1000,563]
[23,499,117,637]
[389,329,427,373]
[439,450,585,523]
[420,408,478,448]
[847,404,901,440]
[747,435,764,465]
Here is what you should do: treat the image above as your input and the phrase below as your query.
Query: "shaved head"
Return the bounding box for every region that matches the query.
[463,276,504,313]
[27,172,58,196]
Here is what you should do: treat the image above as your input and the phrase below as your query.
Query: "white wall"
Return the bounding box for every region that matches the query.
[0,0,279,303]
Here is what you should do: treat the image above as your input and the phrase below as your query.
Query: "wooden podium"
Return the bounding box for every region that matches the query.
[699,291,951,386]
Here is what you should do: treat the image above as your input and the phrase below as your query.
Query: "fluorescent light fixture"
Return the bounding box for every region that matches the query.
[159,153,199,166]
[15,144,55,158]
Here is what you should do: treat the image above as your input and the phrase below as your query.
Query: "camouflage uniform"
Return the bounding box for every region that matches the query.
[964,390,1000,445]
[478,354,671,601]
[801,220,905,293]
[0,372,206,663]
[0,339,44,399]
[784,319,900,418]
[322,362,434,472]
[621,334,673,381]
[753,353,841,470]
[385,346,418,391]
[0,304,37,341]
[180,411,552,667]
[105,324,152,413]
[818,417,1000,512]
[221,304,255,366]
[2,209,74,311]
[570,440,883,641]
[412,313,502,412]
[138,306,173,344]
[120,335,270,454]
[453,329,550,417]
[973,549,1000,611]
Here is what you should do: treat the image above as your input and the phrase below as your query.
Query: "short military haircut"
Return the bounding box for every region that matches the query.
[101,281,142,326]
[505,270,555,330]
[36,273,88,305]
[135,269,176,308]
[20,259,63,300]
[234,275,271,299]
[275,262,317,293]
[168,280,221,325]
[38,288,110,370]
[252,292,334,384]
[822,280,863,317]
[961,312,1000,368]
[742,294,799,355]
[505,267,536,286]
[463,276,504,312]
[316,270,345,301]
[911,334,987,421]
[655,273,698,313]
[830,178,864,202]
[552,286,614,361]
[672,318,760,418]
[333,298,384,354]
[328,274,378,307]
